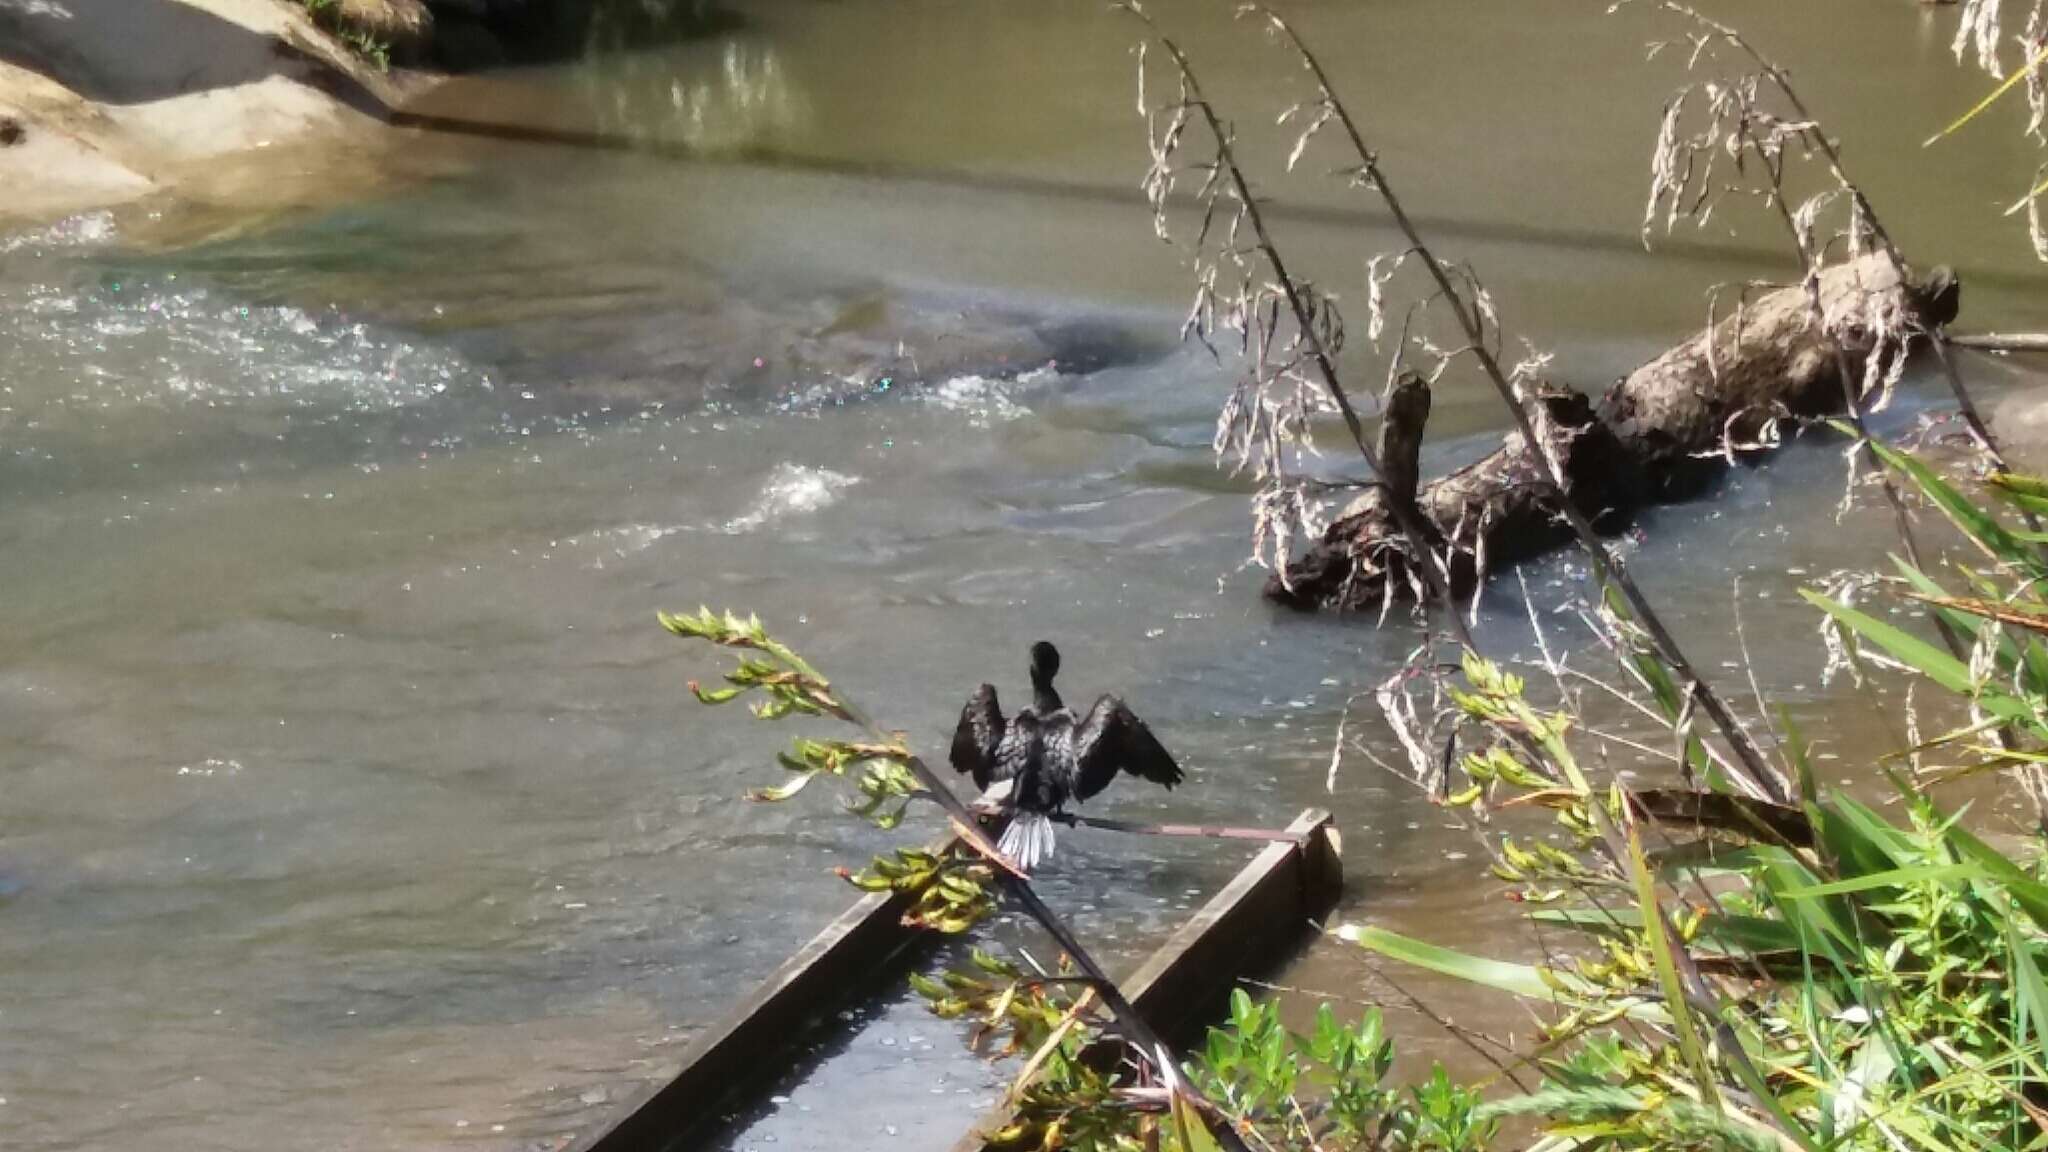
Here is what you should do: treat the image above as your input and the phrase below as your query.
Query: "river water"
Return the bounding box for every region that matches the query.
[3,2,2045,1149]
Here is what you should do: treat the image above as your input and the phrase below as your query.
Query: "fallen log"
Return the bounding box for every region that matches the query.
[1268,255,1962,611]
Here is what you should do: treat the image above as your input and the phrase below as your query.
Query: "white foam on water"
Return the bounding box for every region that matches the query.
[723,463,860,533]
[0,210,118,255]
[1013,361,1061,385]
[0,282,490,418]
[924,374,1026,426]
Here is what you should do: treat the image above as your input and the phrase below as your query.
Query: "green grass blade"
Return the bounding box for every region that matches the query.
[1626,825,1721,1110]
[1774,860,1984,898]
[1823,794,1922,873]
[2023,637,2048,697]
[1946,823,2048,928]
[1990,471,2048,521]
[1894,552,2048,691]
[2007,913,2048,1058]
[1926,42,2048,144]
[1710,1005,1823,1152]
[1869,440,2042,575]
[2007,170,2048,217]
[1613,632,1716,787]
[1778,706,1818,805]
[1990,472,2048,498]
[1802,591,2038,727]
[1169,1092,1225,1152]
[1889,554,2003,653]
[1802,588,1975,692]
[1691,913,1817,956]
[1752,846,1860,962]
[1334,924,1589,1001]
[1533,907,1806,956]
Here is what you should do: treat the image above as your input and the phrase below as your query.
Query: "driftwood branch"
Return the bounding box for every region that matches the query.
[1270,255,1963,612]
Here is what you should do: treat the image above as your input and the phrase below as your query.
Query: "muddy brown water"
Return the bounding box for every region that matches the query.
[3,2,2046,1149]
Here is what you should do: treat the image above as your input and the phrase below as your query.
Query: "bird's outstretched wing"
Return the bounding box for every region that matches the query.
[1070,695,1183,801]
[949,683,1006,790]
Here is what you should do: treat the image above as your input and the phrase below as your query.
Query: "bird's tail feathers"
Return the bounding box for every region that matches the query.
[998,812,1057,872]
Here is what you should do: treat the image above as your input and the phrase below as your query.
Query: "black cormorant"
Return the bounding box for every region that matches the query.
[948,641,1184,870]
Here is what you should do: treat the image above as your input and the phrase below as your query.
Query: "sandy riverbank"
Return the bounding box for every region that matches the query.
[0,0,432,228]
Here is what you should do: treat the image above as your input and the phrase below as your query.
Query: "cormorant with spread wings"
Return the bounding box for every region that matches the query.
[948,641,1183,870]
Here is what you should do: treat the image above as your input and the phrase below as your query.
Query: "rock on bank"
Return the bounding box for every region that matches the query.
[0,0,404,224]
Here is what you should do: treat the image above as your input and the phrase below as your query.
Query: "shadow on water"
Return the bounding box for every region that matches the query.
[436,0,749,69]
[562,0,748,55]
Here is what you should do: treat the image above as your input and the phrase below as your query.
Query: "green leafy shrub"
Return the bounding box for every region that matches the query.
[1332,453,2048,1152]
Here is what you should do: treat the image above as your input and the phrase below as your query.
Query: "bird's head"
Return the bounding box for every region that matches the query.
[1029,641,1061,684]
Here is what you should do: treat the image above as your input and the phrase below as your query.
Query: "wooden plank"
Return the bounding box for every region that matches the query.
[949,808,1342,1152]
[570,808,1340,1152]
[1128,807,1340,1041]
[565,829,970,1152]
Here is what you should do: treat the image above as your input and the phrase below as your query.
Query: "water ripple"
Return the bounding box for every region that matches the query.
[723,462,860,533]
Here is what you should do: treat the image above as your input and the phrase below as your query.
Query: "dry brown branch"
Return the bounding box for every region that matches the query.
[1121,2,1477,652]
[1639,1,2029,492]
